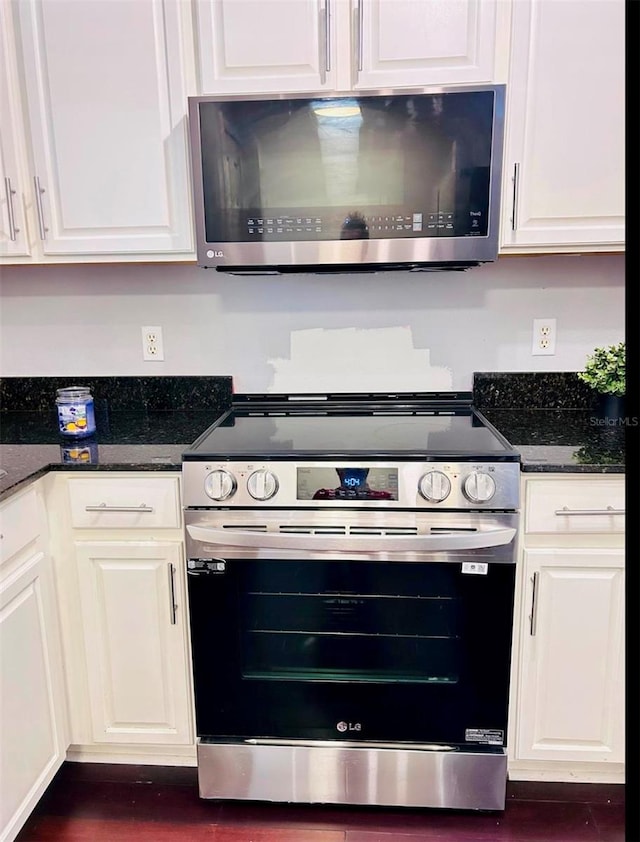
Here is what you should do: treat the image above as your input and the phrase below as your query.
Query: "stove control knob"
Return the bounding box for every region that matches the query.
[418,470,452,503]
[247,469,279,501]
[204,469,237,501]
[463,471,496,503]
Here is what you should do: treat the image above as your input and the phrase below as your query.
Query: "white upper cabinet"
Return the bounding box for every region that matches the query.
[500,0,625,253]
[194,0,509,94]
[7,0,194,259]
[354,0,508,89]
[194,0,334,92]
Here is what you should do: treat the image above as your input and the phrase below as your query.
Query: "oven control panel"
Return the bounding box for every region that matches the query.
[182,461,520,511]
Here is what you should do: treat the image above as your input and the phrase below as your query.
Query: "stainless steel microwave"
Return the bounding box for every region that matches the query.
[188,86,506,273]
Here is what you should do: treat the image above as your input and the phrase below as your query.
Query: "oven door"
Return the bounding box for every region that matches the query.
[185,509,518,749]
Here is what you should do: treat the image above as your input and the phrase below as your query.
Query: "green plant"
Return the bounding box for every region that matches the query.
[577,341,625,396]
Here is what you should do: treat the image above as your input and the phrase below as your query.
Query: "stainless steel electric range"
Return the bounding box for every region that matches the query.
[182,392,520,811]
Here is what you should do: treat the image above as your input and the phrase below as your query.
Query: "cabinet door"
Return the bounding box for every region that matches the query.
[0,552,66,842]
[195,0,334,93]
[14,0,193,255]
[501,0,625,251]
[355,0,504,89]
[75,541,193,746]
[516,548,625,764]
[0,1,30,258]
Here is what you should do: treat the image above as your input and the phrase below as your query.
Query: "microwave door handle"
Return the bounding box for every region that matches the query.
[186,524,516,553]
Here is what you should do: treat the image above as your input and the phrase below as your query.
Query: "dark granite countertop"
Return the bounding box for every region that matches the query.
[0,373,627,502]
[0,410,223,501]
[0,376,233,502]
[474,372,626,474]
[480,409,625,473]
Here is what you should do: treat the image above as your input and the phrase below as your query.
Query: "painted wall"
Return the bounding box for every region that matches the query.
[0,253,624,393]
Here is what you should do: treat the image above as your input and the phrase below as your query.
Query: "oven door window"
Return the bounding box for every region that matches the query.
[242,565,460,684]
[187,558,515,746]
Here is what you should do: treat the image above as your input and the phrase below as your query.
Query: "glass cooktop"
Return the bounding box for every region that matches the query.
[184,394,518,461]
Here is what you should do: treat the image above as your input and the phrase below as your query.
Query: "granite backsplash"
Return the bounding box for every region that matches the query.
[0,376,234,447]
[0,375,234,413]
[473,372,598,409]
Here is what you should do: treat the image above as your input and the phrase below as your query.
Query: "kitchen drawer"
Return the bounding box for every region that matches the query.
[0,486,40,565]
[525,478,625,535]
[68,477,181,529]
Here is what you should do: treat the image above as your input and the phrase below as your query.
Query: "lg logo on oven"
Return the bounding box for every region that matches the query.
[337,721,362,733]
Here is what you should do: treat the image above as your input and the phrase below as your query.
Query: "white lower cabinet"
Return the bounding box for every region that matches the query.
[0,485,67,842]
[74,541,193,746]
[44,473,195,766]
[517,548,624,764]
[509,475,625,782]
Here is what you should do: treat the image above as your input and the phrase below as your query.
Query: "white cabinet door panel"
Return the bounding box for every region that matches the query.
[517,548,625,763]
[501,0,625,250]
[355,0,501,89]
[0,552,65,842]
[15,0,193,255]
[196,0,333,93]
[75,541,193,746]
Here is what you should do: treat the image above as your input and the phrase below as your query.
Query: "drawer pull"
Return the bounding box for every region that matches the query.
[554,506,625,516]
[85,503,154,513]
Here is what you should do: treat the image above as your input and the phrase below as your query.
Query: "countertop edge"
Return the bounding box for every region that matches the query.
[0,461,182,504]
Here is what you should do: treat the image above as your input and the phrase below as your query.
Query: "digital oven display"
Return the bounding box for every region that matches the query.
[297,467,399,501]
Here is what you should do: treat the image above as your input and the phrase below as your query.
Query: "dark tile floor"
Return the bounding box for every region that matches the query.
[16,763,629,842]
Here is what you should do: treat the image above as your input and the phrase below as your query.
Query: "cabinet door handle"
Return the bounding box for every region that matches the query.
[323,0,331,74]
[355,0,364,72]
[510,163,520,231]
[168,563,177,624]
[33,176,48,239]
[554,506,625,516]
[529,571,539,636]
[4,177,20,240]
[84,502,155,513]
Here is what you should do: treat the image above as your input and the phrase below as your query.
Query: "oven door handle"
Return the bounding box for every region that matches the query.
[186,524,517,553]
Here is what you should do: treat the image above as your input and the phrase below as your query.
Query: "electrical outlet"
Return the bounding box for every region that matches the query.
[532,318,557,356]
[142,326,164,361]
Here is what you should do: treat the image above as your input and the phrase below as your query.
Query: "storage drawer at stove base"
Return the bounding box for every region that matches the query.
[196,739,507,811]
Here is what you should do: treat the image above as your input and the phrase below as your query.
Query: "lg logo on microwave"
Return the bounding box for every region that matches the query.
[206,249,224,258]
[337,721,362,733]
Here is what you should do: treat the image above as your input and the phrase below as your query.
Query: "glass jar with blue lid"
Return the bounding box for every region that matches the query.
[56,386,96,437]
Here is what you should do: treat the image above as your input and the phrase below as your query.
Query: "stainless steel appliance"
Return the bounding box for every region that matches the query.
[182,392,520,811]
[188,86,505,272]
